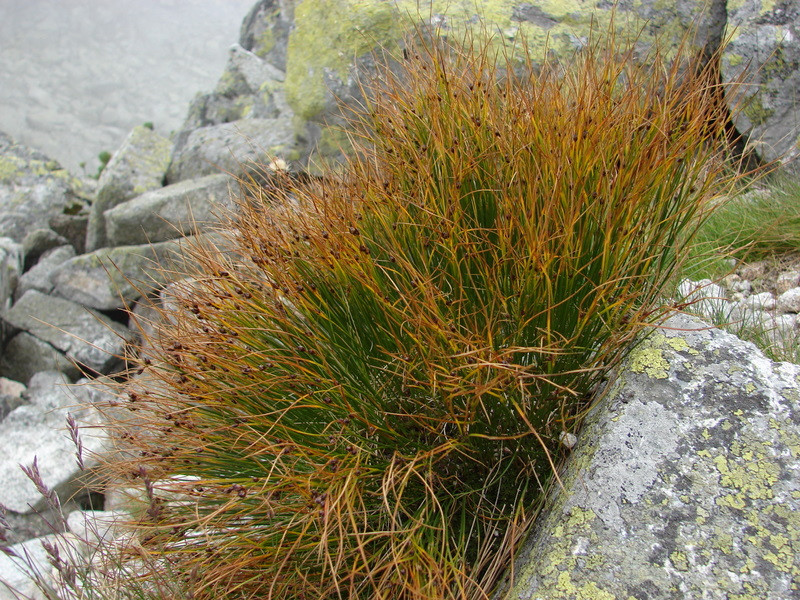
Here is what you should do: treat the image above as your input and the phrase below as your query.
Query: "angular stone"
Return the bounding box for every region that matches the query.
[738,259,768,281]
[21,228,68,270]
[0,533,63,600]
[503,313,800,599]
[50,237,200,310]
[178,45,287,137]
[0,375,26,420]
[728,305,772,329]
[741,290,776,312]
[166,118,296,183]
[15,244,75,301]
[104,173,234,246]
[2,291,132,373]
[777,270,800,295]
[87,125,172,251]
[0,237,23,313]
[0,372,113,514]
[722,0,800,171]
[760,313,798,348]
[49,211,88,255]
[277,0,725,164]
[0,377,25,397]
[677,278,732,321]
[0,332,82,385]
[776,287,800,314]
[66,510,120,547]
[240,0,296,70]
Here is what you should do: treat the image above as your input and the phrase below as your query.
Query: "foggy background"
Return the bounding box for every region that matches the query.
[0,0,255,174]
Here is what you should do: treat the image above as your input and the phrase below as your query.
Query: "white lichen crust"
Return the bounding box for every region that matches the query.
[505,313,800,600]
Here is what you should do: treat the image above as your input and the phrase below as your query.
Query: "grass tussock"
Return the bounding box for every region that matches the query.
[687,176,800,278]
[96,28,744,600]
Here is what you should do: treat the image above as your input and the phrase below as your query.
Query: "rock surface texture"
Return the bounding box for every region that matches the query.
[503,312,800,599]
[723,0,800,172]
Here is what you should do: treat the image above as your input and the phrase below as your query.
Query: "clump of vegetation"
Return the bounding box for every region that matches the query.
[688,175,800,277]
[84,150,113,180]
[32,28,744,600]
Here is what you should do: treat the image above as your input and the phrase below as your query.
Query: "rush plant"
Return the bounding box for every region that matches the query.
[100,28,742,600]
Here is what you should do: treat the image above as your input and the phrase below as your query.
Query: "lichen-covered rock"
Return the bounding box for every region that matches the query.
[0,132,88,244]
[87,125,172,251]
[502,312,800,599]
[178,44,288,142]
[723,0,800,170]
[240,0,297,71]
[104,174,234,246]
[279,0,725,156]
[183,0,726,170]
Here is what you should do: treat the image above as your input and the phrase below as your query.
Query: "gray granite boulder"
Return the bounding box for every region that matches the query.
[0,237,23,313]
[279,0,726,163]
[0,533,59,600]
[502,312,800,599]
[2,291,132,374]
[104,173,234,246]
[0,332,82,385]
[15,245,75,301]
[166,117,297,183]
[0,377,26,420]
[21,228,69,270]
[87,125,172,251]
[50,237,201,311]
[0,372,112,514]
[723,0,800,170]
[240,0,296,72]
[49,211,88,256]
[178,44,288,143]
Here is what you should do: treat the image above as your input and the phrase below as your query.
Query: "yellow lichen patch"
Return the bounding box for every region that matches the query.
[0,156,21,182]
[566,506,596,528]
[770,419,800,458]
[712,440,780,510]
[629,346,670,379]
[556,571,617,600]
[664,335,699,355]
[763,533,793,571]
[670,550,689,571]
[713,531,734,555]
